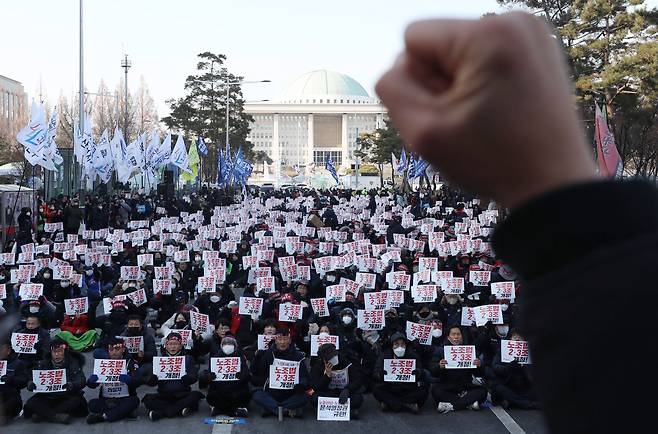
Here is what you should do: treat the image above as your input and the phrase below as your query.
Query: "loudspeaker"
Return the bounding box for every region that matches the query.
[163,170,174,184]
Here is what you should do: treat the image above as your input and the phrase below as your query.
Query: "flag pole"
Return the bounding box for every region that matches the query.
[78,0,84,193]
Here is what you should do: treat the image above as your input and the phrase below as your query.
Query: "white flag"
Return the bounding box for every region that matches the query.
[151,133,171,169]
[17,102,56,170]
[170,133,191,174]
[110,128,133,183]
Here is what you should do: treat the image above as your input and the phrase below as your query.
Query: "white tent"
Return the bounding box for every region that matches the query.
[0,162,23,177]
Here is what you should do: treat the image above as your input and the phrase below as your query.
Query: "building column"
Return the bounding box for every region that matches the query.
[306,114,314,167]
[376,113,384,129]
[272,114,280,180]
[341,113,349,168]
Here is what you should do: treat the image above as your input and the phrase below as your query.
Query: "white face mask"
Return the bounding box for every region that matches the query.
[432,328,442,338]
[171,283,177,289]
[29,306,39,313]
[85,270,93,276]
[328,355,339,366]
[194,256,201,262]
[43,273,51,279]
[501,304,509,311]
[497,326,510,337]
[326,275,336,283]
[210,295,220,303]
[319,332,330,338]
[393,346,406,357]
[447,297,458,305]
[61,281,70,288]
[222,345,235,355]
[342,316,353,325]
[122,283,129,290]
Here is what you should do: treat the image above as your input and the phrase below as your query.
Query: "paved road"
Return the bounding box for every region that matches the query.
[4,353,548,434]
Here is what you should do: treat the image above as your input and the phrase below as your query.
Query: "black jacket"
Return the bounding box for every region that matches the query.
[491,180,658,434]
[33,350,86,397]
[0,352,29,398]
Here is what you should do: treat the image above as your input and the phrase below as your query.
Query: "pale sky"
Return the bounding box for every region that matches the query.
[2,0,657,118]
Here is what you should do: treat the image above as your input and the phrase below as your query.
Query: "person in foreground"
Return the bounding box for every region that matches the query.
[376,10,655,434]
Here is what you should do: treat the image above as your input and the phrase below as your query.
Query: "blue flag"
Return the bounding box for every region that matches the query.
[407,154,416,178]
[197,137,208,156]
[396,149,408,174]
[325,156,339,184]
[412,157,430,179]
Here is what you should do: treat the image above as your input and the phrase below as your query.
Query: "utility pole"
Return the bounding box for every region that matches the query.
[121,54,131,141]
[78,0,84,192]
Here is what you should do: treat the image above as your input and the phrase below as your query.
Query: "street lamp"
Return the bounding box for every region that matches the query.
[223,80,270,151]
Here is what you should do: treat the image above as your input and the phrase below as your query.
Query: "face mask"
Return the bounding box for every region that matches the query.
[85,270,93,276]
[342,316,353,325]
[432,328,442,338]
[129,283,136,288]
[128,327,140,335]
[501,304,509,312]
[80,254,86,260]
[319,332,330,338]
[29,306,39,313]
[393,346,406,357]
[222,345,235,355]
[61,281,70,288]
[171,283,177,289]
[497,326,509,337]
[175,321,187,328]
[419,311,430,319]
[210,295,220,303]
[326,275,336,283]
[194,256,201,262]
[43,273,51,279]
[122,283,129,290]
[447,297,458,305]
[328,355,339,366]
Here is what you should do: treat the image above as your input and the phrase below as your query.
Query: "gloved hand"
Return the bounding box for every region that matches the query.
[118,374,132,384]
[26,381,36,391]
[87,374,99,385]
[181,374,194,385]
[64,382,74,391]
[338,388,350,405]
[147,374,158,387]
[236,370,247,380]
[293,383,307,393]
[208,371,217,381]
[307,323,319,336]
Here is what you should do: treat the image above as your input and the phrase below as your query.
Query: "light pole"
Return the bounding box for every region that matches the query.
[121,54,131,141]
[223,80,270,151]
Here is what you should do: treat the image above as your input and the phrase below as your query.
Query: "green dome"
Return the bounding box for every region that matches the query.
[281,70,375,104]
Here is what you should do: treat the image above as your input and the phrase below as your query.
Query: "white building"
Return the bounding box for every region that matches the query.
[245,70,387,178]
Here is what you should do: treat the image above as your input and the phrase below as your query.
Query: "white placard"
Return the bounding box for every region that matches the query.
[310,298,329,317]
[357,309,385,330]
[93,359,127,383]
[473,304,504,326]
[32,369,67,393]
[501,340,531,364]
[257,334,275,351]
[383,358,416,382]
[210,357,242,381]
[64,297,89,315]
[491,282,516,301]
[269,359,300,389]
[317,397,350,421]
[153,356,186,380]
[310,334,340,356]
[239,297,264,316]
[406,321,433,345]
[278,303,303,322]
[18,284,43,301]
[445,345,477,369]
[11,332,38,354]
[0,361,6,384]
[121,336,144,354]
[441,277,464,294]
[190,310,209,333]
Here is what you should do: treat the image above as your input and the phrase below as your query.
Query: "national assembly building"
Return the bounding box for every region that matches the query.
[244,70,387,183]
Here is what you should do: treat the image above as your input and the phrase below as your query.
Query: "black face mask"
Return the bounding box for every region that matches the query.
[175,321,187,329]
[127,327,141,335]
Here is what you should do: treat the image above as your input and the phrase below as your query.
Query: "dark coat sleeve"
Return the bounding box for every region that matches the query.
[491,180,658,434]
